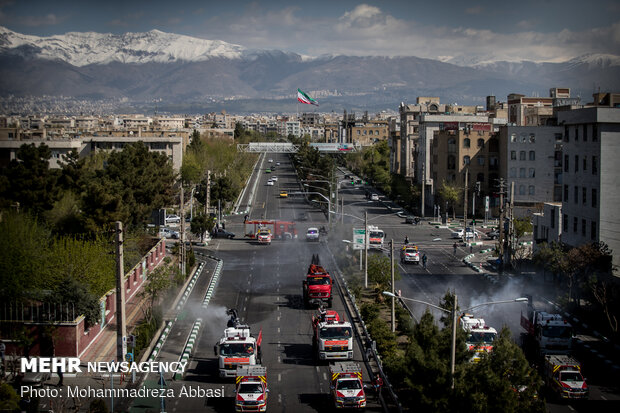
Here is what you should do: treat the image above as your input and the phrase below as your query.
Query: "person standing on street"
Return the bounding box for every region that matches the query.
[453,242,458,255]
[422,253,428,269]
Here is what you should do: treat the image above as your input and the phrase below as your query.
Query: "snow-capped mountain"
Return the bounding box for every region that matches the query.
[0,26,246,66]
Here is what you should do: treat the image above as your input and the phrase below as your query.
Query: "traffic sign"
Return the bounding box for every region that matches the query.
[353,228,366,250]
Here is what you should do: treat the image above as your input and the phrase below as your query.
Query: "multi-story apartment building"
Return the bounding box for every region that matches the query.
[508,93,554,126]
[532,202,563,252]
[556,106,620,270]
[155,117,185,130]
[499,125,564,216]
[121,116,153,129]
[430,128,499,215]
[349,120,388,147]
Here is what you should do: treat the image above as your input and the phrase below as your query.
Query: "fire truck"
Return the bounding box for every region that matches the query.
[244,219,298,240]
[234,365,269,412]
[367,225,385,249]
[312,309,354,361]
[303,255,333,308]
[214,310,263,378]
[543,355,589,399]
[520,297,573,355]
[460,313,498,362]
[329,362,367,409]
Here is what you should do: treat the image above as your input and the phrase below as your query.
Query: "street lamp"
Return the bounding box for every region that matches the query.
[382,291,527,389]
[302,190,331,228]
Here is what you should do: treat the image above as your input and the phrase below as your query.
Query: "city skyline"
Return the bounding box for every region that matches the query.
[0,0,619,65]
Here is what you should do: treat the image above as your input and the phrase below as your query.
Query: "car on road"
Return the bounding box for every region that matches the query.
[257,228,272,244]
[271,176,278,181]
[487,229,500,240]
[297,212,307,221]
[212,227,235,239]
[267,179,274,186]
[405,215,420,225]
[159,227,179,239]
[400,245,420,264]
[165,214,181,223]
[279,190,288,198]
[268,159,273,163]
[266,168,271,173]
[306,227,320,242]
[451,227,481,239]
[276,162,281,166]
[370,193,380,201]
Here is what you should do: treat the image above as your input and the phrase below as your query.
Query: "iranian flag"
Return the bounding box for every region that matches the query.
[297,88,319,106]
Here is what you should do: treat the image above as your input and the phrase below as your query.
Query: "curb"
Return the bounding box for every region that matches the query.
[174,318,203,380]
[176,262,205,311]
[147,320,174,362]
[201,256,224,309]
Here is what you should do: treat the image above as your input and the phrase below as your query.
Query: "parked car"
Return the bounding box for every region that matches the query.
[22,369,50,387]
[487,229,500,240]
[159,227,179,239]
[267,180,274,186]
[306,227,320,242]
[165,214,181,223]
[213,227,235,239]
[451,227,481,239]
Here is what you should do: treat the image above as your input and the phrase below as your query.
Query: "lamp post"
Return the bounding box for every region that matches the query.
[382,291,527,389]
[302,189,331,228]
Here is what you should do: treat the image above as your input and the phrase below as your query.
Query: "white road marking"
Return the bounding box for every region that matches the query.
[277,316,280,321]
[278,340,281,348]
[601,396,607,400]
[315,366,320,372]
[278,373,281,382]
[278,356,281,363]
[567,405,575,411]
[278,327,280,333]
[243,306,246,312]
[323,372,327,381]
[278,394,282,404]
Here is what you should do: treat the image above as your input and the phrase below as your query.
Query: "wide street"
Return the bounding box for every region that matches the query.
[130,152,619,413]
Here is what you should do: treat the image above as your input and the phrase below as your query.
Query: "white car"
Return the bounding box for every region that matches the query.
[276,162,281,166]
[271,176,278,181]
[306,227,320,242]
[268,159,273,163]
[267,180,274,186]
[370,193,380,201]
[451,228,481,239]
[165,214,181,223]
[159,227,179,239]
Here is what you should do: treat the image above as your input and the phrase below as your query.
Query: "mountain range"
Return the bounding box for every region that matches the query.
[1,26,619,113]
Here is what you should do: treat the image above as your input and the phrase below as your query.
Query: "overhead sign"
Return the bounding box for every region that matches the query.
[472,123,491,131]
[352,228,366,250]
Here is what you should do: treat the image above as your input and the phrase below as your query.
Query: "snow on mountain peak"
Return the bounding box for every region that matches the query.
[0,26,246,66]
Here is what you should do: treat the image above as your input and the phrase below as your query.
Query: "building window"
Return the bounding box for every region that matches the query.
[529,151,535,161]
[529,168,535,178]
[582,187,587,205]
[564,185,568,201]
[573,217,578,232]
[575,126,579,141]
[550,210,555,228]
[477,172,485,182]
[447,155,456,170]
[563,214,568,231]
[564,155,569,172]
[478,157,485,166]
[575,155,579,172]
[517,185,524,195]
[489,138,499,152]
[529,134,536,143]
[520,133,527,143]
[489,157,498,169]
[529,185,535,195]
[593,124,598,141]
[591,221,596,240]
[357,130,360,135]
[519,168,526,178]
[511,151,516,160]
[510,167,517,178]
[463,138,471,148]
[555,133,563,141]
[592,188,597,207]
[592,156,597,174]
[448,138,456,153]
[582,219,586,236]
[510,133,517,142]
[520,151,526,160]
[463,155,470,165]
[574,186,579,203]
[583,125,587,141]
[583,157,587,171]
[477,138,485,148]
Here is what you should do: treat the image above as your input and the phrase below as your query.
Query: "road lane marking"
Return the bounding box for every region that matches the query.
[278,373,281,382]
[277,316,280,321]
[601,396,607,400]
[567,406,575,411]
[243,306,246,312]
[323,372,327,381]
[278,340,281,348]
[278,327,280,333]
[278,394,282,404]
[278,355,281,363]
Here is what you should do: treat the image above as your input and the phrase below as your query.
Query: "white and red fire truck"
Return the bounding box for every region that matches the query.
[312,309,353,361]
[460,313,498,362]
[214,311,263,378]
[329,362,367,409]
[234,365,269,412]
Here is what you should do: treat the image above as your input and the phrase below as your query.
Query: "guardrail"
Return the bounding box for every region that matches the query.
[147,320,174,362]
[176,262,205,311]
[202,256,223,309]
[174,318,203,380]
[327,251,401,413]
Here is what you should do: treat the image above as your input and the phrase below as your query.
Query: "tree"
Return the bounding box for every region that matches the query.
[139,266,171,323]
[0,143,60,214]
[51,277,100,326]
[210,175,237,205]
[234,122,245,139]
[190,213,215,242]
[367,253,399,294]
[0,383,20,411]
[438,180,460,219]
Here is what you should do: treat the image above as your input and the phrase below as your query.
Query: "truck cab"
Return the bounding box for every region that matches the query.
[544,355,588,399]
[235,365,268,412]
[313,310,354,361]
[460,314,498,362]
[367,225,385,249]
[215,323,263,378]
[303,255,333,308]
[330,362,366,409]
[521,303,573,355]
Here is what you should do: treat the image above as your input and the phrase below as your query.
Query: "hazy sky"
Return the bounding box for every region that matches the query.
[1,0,619,63]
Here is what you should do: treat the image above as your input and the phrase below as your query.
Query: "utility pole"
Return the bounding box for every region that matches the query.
[390,239,395,333]
[450,293,458,390]
[497,178,507,267]
[180,186,186,277]
[462,167,469,243]
[205,170,211,215]
[507,182,515,269]
[364,211,368,289]
[115,221,127,362]
[420,160,425,217]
